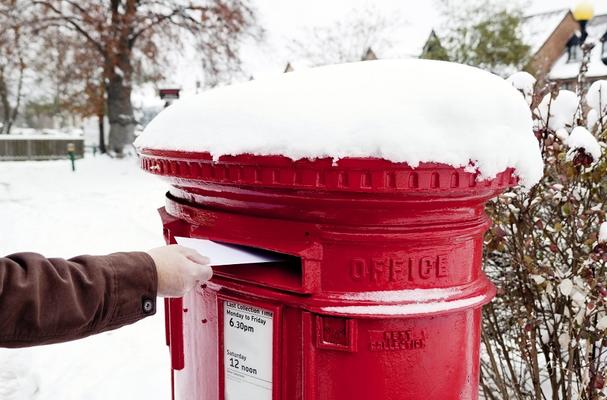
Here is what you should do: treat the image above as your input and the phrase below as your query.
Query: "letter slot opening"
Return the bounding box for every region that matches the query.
[213,243,303,294]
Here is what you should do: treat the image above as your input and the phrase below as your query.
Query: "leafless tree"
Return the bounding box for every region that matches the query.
[288,5,406,67]
[0,1,27,134]
[29,0,262,155]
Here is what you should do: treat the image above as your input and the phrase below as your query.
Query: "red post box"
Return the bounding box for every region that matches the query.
[140,151,516,400]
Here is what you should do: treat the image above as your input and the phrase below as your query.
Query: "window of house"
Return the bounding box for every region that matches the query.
[568,44,582,63]
[566,34,582,63]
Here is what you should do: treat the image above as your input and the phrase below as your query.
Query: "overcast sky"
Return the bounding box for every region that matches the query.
[164,0,604,97]
[254,0,605,34]
[249,0,606,76]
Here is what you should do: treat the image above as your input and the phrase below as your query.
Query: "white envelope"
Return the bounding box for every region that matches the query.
[175,237,285,266]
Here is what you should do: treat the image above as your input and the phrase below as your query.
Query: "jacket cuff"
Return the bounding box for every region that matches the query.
[105,252,158,328]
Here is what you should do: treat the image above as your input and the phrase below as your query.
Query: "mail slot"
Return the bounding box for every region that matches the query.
[142,153,516,400]
[177,238,304,293]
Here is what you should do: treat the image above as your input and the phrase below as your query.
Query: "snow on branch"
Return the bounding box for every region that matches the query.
[507,71,535,105]
[565,126,602,167]
[537,90,578,133]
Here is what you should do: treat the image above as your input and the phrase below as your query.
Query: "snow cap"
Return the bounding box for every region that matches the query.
[586,80,607,113]
[599,222,607,244]
[507,71,536,105]
[136,59,544,188]
[566,126,602,163]
[537,90,578,132]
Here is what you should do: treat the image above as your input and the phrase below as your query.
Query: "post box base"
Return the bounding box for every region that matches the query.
[170,281,486,400]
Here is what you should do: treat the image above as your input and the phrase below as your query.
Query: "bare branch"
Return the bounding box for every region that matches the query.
[32,1,105,55]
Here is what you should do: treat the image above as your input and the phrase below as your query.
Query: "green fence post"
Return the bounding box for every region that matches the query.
[67,142,76,172]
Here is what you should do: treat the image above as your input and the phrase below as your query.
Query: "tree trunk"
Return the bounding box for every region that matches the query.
[7,54,25,136]
[106,73,135,156]
[0,53,24,135]
[0,67,10,134]
[98,113,106,153]
[105,42,135,156]
[105,0,143,156]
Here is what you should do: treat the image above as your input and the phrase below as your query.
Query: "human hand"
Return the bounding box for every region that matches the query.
[147,245,212,297]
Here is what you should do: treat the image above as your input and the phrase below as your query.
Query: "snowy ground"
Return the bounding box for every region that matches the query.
[0,156,171,400]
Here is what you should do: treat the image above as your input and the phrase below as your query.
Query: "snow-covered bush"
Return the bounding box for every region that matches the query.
[482,52,607,398]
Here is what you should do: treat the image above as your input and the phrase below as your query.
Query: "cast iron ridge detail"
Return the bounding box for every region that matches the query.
[206,275,496,319]
[139,149,518,192]
[164,193,491,244]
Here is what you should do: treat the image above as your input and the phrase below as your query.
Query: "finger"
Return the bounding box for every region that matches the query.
[178,246,210,264]
[175,245,198,256]
[187,261,213,282]
[185,252,211,266]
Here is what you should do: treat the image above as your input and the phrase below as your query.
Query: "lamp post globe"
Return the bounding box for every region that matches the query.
[574,1,595,41]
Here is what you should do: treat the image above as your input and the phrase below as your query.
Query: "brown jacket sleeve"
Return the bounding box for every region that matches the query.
[0,251,158,348]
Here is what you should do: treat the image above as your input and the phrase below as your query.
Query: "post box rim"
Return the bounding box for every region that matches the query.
[139,148,518,193]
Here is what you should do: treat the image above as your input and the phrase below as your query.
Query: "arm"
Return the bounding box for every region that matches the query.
[0,252,157,348]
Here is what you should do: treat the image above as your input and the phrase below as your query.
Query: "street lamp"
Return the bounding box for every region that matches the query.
[159,88,181,108]
[573,0,594,42]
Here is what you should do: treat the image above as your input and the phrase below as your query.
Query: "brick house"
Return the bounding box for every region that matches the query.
[422,9,607,87]
[523,9,579,83]
[547,12,607,89]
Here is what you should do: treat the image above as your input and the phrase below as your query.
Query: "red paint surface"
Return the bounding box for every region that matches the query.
[142,150,514,400]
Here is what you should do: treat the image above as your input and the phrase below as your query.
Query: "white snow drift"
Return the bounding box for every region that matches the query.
[537,90,579,133]
[136,59,544,187]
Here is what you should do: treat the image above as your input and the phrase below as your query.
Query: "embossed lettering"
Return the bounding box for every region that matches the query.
[390,259,405,282]
[371,258,386,282]
[350,255,450,284]
[419,257,434,279]
[437,255,448,278]
[351,259,366,281]
[368,329,427,352]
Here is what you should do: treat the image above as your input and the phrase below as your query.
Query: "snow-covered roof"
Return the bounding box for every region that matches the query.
[549,13,607,80]
[136,59,543,187]
[0,128,84,140]
[522,9,571,55]
[422,9,570,58]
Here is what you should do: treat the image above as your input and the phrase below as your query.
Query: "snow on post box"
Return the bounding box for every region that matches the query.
[136,60,543,400]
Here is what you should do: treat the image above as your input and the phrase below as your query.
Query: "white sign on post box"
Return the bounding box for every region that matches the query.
[223,301,273,400]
